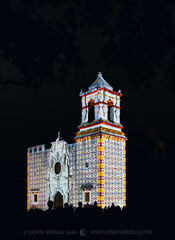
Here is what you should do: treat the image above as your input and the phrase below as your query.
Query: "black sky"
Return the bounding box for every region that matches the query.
[0,0,174,234]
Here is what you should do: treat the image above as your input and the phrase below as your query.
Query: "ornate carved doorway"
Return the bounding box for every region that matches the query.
[54,192,63,208]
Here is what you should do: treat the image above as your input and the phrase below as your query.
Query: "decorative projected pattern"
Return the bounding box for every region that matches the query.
[97,135,104,208]
[27,146,50,210]
[123,141,126,206]
[69,136,98,207]
[103,136,124,208]
[68,143,76,205]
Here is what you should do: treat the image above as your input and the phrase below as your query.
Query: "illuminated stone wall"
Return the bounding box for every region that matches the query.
[27,145,50,211]
[69,135,98,207]
[27,133,126,211]
[69,133,126,209]
[103,135,125,208]
[27,136,70,211]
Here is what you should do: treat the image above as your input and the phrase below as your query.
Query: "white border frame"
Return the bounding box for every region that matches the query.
[83,190,91,204]
[32,192,38,205]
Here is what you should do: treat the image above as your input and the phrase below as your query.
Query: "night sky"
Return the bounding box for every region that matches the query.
[0,0,174,236]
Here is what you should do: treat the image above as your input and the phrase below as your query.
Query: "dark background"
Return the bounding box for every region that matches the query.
[0,0,174,238]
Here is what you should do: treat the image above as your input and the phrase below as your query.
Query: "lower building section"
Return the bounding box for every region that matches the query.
[27,132,127,210]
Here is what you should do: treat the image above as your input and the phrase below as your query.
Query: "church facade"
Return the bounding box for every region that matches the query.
[27,73,127,211]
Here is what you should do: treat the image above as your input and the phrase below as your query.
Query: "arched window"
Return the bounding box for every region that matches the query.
[108,106,112,122]
[55,162,61,174]
[88,99,95,123]
[107,100,113,122]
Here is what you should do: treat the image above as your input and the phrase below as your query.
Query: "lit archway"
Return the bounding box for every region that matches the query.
[54,192,63,209]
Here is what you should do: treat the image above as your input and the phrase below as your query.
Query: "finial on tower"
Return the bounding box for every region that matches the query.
[97,72,102,78]
[57,131,60,140]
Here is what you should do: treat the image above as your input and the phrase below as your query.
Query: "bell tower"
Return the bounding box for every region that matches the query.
[79,72,123,136]
[70,72,127,208]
